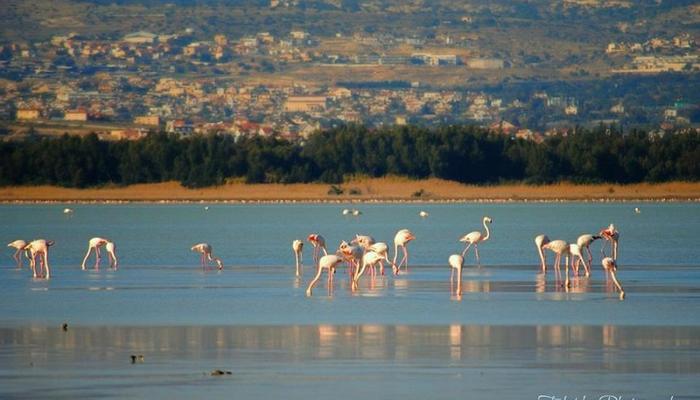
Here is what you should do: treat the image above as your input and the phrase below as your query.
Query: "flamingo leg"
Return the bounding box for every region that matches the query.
[586,246,593,266]
[12,249,22,269]
[403,246,409,273]
[391,244,399,274]
[43,251,50,279]
[612,240,618,261]
[460,243,472,258]
[94,247,101,270]
[456,265,463,295]
[81,247,93,270]
[564,255,570,288]
[474,244,481,266]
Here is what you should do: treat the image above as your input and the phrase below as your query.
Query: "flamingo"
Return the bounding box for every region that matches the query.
[25,239,54,279]
[306,254,344,296]
[459,216,492,266]
[599,224,620,260]
[307,234,328,265]
[368,242,391,275]
[419,211,429,218]
[81,237,118,270]
[576,234,600,271]
[353,250,386,288]
[7,240,30,269]
[534,234,550,272]
[351,234,375,250]
[392,229,415,274]
[449,254,465,295]
[338,240,363,278]
[292,239,304,277]
[568,243,589,277]
[190,243,224,270]
[542,239,572,287]
[602,257,625,299]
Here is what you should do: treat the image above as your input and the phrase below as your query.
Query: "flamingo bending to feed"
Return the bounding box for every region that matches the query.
[602,257,625,299]
[307,234,328,265]
[25,239,54,279]
[542,239,572,287]
[459,216,492,266]
[7,240,30,269]
[568,243,589,277]
[576,234,600,269]
[353,250,386,289]
[392,229,415,274]
[292,240,304,276]
[534,234,550,272]
[306,254,344,296]
[449,254,465,295]
[351,234,375,250]
[81,237,118,270]
[369,242,391,275]
[339,241,363,278]
[190,243,224,270]
[599,224,620,260]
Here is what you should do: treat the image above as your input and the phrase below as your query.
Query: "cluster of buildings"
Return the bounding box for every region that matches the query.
[606,33,699,73]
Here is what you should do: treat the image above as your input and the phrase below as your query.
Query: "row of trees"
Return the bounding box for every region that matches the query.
[0,125,698,188]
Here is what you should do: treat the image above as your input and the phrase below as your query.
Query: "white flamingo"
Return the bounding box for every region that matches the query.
[306,254,344,296]
[7,240,30,269]
[568,243,589,277]
[392,229,415,274]
[190,243,223,270]
[534,234,550,272]
[459,216,492,266]
[602,257,625,299]
[339,240,363,278]
[351,234,375,250]
[542,239,572,287]
[368,242,391,275]
[449,254,465,295]
[81,237,118,270]
[25,239,54,279]
[353,250,386,287]
[307,234,328,265]
[575,234,600,274]
[292,239,304,277]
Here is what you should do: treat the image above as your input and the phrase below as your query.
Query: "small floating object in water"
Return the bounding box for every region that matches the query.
[204,206,210,211]
[342,209,351,215]
[352,209,362,216]
[419,211,429,218]
[634,207,641,214]
[61,323,68,332]
[130,355,145,364]
[210,369,232,376]
[63,208,74,214]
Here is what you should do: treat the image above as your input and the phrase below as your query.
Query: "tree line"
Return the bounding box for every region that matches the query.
[0,125,698,188]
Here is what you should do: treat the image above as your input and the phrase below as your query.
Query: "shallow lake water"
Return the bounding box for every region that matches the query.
[1,203,699,399]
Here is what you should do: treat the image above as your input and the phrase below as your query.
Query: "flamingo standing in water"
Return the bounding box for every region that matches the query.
[369,242,391,275]
[339,240,363,278]
[25,239,54,279]
[353,250,386,289]
[190,243,224,270]
[392,229,415,274]
[576,234,600,269]
[306,254,344,296]
[602,257,625,299]
[7,240,30,269]
[81,237,118,270]
[307,234,328,265]
[449,254,465,295]
[599,224,620,260]
[534,234,550,272]
[542,239,572,287]
[568,243,589,277]
[459,216,492,266]
[351,234,375,249]
[292,240,304,277]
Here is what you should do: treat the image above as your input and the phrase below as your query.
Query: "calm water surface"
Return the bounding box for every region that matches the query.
[1,203,699,399]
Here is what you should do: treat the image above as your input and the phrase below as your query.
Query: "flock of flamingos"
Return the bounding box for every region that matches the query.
[6,213,624,299]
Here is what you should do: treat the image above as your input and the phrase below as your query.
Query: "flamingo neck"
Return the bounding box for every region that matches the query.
[482,220,491,241]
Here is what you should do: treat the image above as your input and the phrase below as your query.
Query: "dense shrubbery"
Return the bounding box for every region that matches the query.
[0,125,698,188]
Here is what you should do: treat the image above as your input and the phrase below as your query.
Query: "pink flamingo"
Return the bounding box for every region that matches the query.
[459,216,492,266]
[599,224,620,260]
[339,240,363,278]
[568,243,589,277]
[351,234,375,249]
[542,239,572,287]
[602,257,625,299]
[81,237,118,270]
[292,239,304,277]
[7,240,30,269]
[190,243,224,270]
[306,254,344,296]
[392,229,415,274]
[368,242,391,275]
[307,234,328,265]
[449,254,465,295]
[25,239,54,279]
[534,234,550,272]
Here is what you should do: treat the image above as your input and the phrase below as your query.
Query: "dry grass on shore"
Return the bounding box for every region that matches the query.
[1,178,699,202]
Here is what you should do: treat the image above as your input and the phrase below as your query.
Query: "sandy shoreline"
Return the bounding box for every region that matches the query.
[1,178,699,203]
